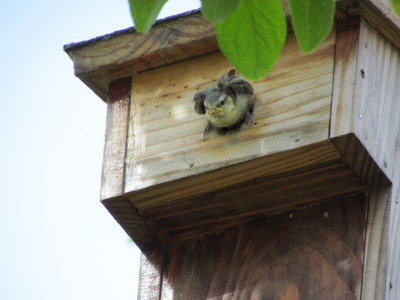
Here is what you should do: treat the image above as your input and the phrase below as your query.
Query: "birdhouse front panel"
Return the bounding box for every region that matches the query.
[124,30,335,193]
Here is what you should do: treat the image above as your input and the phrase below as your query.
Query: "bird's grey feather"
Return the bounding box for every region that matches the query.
[193,91,207,115]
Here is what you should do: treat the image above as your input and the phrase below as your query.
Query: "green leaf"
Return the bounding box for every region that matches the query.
[129,0,168,33]
[289,0,335,53]
[201,0,241,23]
[216,0,286,81]
[393,0,400,17]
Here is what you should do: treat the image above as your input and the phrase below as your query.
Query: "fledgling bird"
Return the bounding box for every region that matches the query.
[193,69,255,140]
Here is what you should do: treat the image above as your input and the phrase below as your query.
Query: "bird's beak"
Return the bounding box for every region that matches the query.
[206,108,224,115]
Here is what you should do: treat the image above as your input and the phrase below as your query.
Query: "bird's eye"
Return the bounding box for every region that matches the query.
[219,99,225,105]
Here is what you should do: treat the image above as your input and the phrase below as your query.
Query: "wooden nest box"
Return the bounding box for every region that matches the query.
[65,3,400,299]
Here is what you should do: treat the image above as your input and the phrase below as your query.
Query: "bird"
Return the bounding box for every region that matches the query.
[193,69,255,140]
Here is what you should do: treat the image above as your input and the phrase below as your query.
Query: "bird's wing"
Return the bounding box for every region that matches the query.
[228,76,254,95]
[193,91,207,115]
[221,75,254,105]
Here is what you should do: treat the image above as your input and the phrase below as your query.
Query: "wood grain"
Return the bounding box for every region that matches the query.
[363,186,391,300]
[331,133,390,188]
[64,1,400,103]
[355,20,400,300]
[138,248,164,300]
[100,77,162,251]
[64,11,218,100]
[330,18,361,137]
[338,0,400,52]
[101,196,160,251]
[155,195,366,300]
[331,18,400,300]
[100,77,131,200]
[124,141,366,245]
[124,29,335,193]
[62,5,400,298]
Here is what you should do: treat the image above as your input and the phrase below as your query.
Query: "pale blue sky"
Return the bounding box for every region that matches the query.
[0,1,200,299]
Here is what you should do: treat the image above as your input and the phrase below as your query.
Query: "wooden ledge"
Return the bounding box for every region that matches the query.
[102,135,388,250]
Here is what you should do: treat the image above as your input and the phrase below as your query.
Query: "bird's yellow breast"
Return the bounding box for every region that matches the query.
[206,102,241,127]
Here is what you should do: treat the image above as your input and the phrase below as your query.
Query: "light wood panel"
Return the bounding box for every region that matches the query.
[138,249,164,300]
[331,18,400,300]
[330,18,361,137]
[101,77,131,200]
[125,29,335,193]
[100,78,162,251]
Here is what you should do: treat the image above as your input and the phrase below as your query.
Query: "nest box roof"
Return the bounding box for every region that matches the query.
[64,2,400,102]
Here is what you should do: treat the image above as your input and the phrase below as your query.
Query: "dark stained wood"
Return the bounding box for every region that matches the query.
[157,194,366,299]
[143,158,364,242]
[101,196,161,251]
[331,133,390,188]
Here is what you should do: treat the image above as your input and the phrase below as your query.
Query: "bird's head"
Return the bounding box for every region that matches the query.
[203,88,235,117]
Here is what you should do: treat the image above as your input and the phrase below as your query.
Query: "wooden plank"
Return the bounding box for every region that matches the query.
[363,186,391,300]
[353,19,400,181]
[124,141,366,244]
[330,18,361,137]
[160,195,366,299]
[387,184,400,300]
[63,1,400,102]
[100,78,164,250]
[101,196,161,250]
[338,0,400,52]
[126,142,339,211]
[137,249,164,300]
[142,159,363,240]
[124,29,335,193]
[64,11,218,100]
[355,19,400,300]
[331,18,400,300]
[331,134,390,188]
[100,77,131,200]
